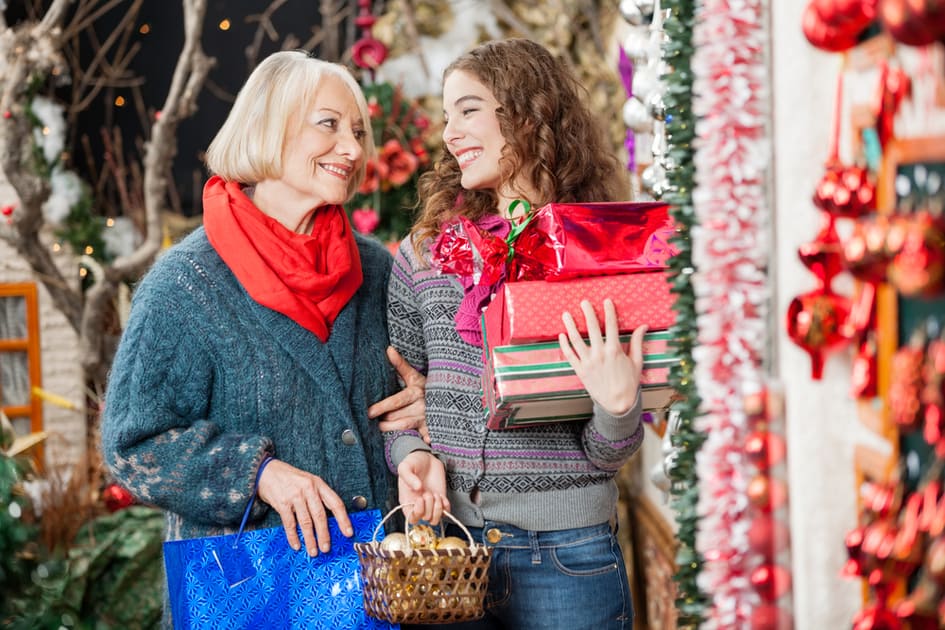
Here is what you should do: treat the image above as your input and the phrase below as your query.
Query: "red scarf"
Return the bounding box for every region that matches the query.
[202,175,362,341]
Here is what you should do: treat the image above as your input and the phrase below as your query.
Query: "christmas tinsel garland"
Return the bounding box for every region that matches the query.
[661,0,710,626]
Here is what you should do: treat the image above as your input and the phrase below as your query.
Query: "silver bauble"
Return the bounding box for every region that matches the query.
[619,0,646,25]
[645,92,666,121]
[631,67,659,104]
[640,163,664,195]
[622,30,650,63]
[622,97,653,134]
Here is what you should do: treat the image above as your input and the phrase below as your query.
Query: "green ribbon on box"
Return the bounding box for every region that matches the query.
[504,199,535,267]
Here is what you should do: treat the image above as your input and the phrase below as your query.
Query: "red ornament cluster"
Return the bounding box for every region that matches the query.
[743,387,794,630]
[803,0,945,51]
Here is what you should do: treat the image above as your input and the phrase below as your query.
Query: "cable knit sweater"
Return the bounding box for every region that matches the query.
[101,227,397,542]
[385,236,645,532]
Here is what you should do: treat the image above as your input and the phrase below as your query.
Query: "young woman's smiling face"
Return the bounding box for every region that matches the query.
[441,69,506,194]
[279,74,367,208]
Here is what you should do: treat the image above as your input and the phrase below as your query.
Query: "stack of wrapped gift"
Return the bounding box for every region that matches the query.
[433,200,679,430]
[481,272,677,429]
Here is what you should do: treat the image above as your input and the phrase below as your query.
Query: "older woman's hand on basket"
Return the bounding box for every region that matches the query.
[256,458,352,557]
[368,346,430,443]
[559,299,647,417]
[398,450,450,525]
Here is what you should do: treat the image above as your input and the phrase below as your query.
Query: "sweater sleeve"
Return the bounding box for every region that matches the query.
[384,239,433,472]
[581,392,645,472]
[100,263,273,527]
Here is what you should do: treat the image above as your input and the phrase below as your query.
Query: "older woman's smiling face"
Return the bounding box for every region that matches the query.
[279,74,368,208]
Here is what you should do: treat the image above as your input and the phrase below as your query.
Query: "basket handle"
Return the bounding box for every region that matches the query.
[371,504,479,549]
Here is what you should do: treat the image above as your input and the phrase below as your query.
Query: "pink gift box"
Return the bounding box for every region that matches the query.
[482,330,677,430]
[482,271,676,346]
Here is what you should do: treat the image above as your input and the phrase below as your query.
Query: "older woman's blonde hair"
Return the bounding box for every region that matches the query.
[205,50,374,199]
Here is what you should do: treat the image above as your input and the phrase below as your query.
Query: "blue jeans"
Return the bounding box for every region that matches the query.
[406,520,633,630]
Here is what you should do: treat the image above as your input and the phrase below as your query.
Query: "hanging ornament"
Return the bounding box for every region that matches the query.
[102,483,136,512]
[888,329,928,432]
[351,0,388,74]
[842,215,900,284]
[921,330,945,451]
[622,97,653,133]
[645,92,666,121]
[750,603,794,630]
[745,431,788,469]
[622,29,651,62]
[798,218,847,289]
[873,61,911,149]
[886,211,945,297]
[802,0,877,52]
[749,562,793,601]
[877,0,945,47]
[812,71,877,220]
[851,332,880,398]
[747,475,789,512]
[748,513,791,556]
[786,288,853,380]
[619,0,654,26]
[632,66,660,105]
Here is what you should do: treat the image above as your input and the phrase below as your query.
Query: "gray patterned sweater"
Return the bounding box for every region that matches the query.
[101,227,397,542]
[385,236,644,531]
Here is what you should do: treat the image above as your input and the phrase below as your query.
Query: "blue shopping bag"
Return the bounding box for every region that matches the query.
[163,498,397,629]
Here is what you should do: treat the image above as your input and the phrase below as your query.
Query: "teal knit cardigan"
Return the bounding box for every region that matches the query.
[101,227,397,541]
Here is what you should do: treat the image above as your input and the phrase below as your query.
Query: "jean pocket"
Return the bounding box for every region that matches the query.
[549,532,622,577]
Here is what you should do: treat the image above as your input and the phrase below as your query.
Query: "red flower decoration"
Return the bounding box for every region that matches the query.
[380,139,419,188]
[358,158,389,195]
[352,207,381,234]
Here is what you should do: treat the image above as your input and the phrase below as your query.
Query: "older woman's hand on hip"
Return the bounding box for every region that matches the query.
[256,458,352,557]
[368,346,430,443]
[559,299,647,417]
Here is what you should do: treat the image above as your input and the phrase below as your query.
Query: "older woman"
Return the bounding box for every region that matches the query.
[100,50,427,624]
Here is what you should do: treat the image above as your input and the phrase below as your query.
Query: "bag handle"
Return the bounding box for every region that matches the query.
[370,504,478,550]
[233,455,275,547]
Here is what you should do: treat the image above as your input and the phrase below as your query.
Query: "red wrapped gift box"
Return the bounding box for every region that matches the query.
[482,271,676,345]
[482,330,677,430]
[431,200,674,286]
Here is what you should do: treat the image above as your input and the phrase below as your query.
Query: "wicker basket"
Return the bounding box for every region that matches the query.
[355,505,492,624]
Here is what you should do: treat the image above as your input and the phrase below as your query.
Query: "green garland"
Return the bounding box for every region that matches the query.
[661,0,709,626]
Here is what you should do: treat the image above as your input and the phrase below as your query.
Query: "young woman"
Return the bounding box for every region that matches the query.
[384,39,647,629]
[100,50,428,627]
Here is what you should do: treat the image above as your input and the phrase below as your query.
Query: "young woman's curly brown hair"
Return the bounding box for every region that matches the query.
[411,38,628,255]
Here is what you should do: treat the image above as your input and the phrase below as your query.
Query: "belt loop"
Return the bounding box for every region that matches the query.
[529,530,541,565]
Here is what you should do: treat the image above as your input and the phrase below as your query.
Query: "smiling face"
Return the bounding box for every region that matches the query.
[441,69,507,194]
[277,73,367,209]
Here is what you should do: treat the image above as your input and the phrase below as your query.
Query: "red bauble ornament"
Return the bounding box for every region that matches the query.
[798,219,846,288]
[851,333,879,399]
[0,204,14,216]
[852,603,903,630]
[745,431,788,469]
[102,483,135,512]
[812,163,876,219]
[748,475,789,512]
[750,563,793,601]
[749,514,791,556]
[889,335,927,432]
[351,38,388,69]
[786,289,853,380]
[750,603,794,630]
[878,0,942,46]
[886,211,945,297]
[803,0,876,51]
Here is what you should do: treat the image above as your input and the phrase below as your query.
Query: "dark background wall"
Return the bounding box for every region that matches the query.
[7,0,368,216]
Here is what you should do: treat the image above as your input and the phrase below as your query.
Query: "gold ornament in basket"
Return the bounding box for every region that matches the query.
[355,505,492,624]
